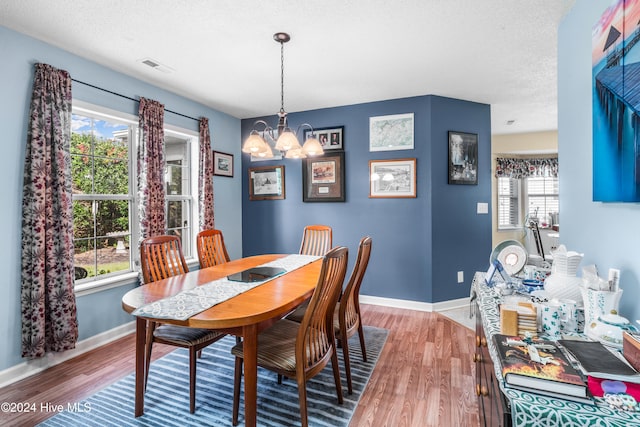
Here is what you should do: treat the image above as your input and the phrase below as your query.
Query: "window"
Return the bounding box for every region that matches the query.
[497,177,520,229]
[71,110,134,281]
[71,103,197,289]
[497,175,559,230]
[525,176,559,226]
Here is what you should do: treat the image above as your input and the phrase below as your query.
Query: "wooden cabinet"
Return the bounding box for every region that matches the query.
[475,301,512,427]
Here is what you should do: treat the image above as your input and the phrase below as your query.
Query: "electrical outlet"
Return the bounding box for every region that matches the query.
[457,271,464,283]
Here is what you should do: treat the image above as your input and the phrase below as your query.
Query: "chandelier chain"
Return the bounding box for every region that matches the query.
[280,40,285,114]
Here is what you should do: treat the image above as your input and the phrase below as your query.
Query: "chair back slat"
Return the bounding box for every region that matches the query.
[140,235,188,284]
[196,229,230,269]
[299,225,332,256]
[296,246,348,372]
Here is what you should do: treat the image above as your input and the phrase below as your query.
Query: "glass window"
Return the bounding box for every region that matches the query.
[71,112,133,281]
[165,132,193,257]
[526,176,559,227]
[497,177,520,229]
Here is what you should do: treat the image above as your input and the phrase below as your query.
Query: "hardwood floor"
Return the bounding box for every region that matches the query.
[0,305,479,427]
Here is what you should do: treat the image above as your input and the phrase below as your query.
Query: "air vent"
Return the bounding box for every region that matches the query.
[138,58,174,74]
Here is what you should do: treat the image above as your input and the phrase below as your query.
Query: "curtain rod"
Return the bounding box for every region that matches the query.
[71,78,200,122]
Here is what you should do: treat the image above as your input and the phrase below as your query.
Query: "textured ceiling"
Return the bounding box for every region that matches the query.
[0,0,576,135]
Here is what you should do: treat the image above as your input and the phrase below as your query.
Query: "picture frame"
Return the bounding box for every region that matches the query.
[212,150,233,177]
[248,165,285,200]
[302,151,345,202]
[304,126,344,151]
[369,158,417,198]
[448,131,478,185]
[369,113,414,152]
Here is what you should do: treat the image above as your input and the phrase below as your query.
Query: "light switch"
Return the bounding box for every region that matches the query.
[477,202,488,214]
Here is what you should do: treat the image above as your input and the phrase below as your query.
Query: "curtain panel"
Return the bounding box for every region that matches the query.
[21,63,78,358]
[495,157,558,179]
[137,97,166,239]
[198,118,215,230]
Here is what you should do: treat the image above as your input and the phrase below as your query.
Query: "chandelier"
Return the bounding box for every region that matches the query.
[242,32,323,159]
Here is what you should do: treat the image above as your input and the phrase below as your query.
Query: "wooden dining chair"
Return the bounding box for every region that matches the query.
[299,224,332,256]
[288,236,372,393]
[196,229,231,269]
[231,246,349,427]
[139,235,225,413]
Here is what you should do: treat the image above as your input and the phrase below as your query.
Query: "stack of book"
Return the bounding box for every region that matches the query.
[559,339,640,401]
[492,334,592,404]
[499,303,537,337]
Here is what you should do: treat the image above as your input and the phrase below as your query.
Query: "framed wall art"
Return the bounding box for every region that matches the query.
[448,131,478,185]
[304,126,344,151]
[248,165,285,200]
[369,158,416,198]
[369,113,414,152]
[213,150,233,177]
[302,151,345,202]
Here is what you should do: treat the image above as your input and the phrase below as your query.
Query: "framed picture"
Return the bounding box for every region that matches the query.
[369,158,416,198]
[213,151,233,177]
[302,152,345,202]
[369,113,414,152]
[248,165,285,200]
[448,131,478,185]
[304,126,344,151]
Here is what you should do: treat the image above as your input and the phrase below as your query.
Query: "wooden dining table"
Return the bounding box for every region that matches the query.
[121,254,323,427]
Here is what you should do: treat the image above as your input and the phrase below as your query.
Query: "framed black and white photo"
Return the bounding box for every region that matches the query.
[213,151,233,177]
[448,131,478,185]
[304,126,344,151]
[248,165,285,200]
[302,151,345,202]
[369,158,416,198]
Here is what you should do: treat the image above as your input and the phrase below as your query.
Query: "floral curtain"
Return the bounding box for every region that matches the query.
[137,97,166,239]
[198,118,215,230]
[495,157,558,179]
[21,63,78,358]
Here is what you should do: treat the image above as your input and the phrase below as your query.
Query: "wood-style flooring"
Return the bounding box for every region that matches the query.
[0,304,479,427]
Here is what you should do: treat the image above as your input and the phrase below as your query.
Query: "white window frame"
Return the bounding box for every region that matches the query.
[72,101,199,296]
[496,174,559,232]
[497,176,521,230]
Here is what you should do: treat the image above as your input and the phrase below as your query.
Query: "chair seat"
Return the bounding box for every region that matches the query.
[231,319,300,372]
[154,324,223,346]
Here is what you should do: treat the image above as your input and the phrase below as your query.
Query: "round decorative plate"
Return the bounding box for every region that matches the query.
[490,240,528,276]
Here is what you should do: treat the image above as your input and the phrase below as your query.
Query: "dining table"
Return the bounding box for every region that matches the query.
[121,254,323,427]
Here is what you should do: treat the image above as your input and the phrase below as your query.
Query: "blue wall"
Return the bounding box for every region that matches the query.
[241,95,492,303]
[560,1,640,323]
[0,25,242,371]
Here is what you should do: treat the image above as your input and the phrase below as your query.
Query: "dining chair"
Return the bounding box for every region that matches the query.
[231,246,349,427]
[288,236,372,393]
[196,229,231,269]
[139,235,225,413]
[299,224,332,256]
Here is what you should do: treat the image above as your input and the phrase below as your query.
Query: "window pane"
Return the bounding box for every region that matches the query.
[73,200,94,240]
[526,176,559,226]
[167,199,191,257]
[166,160,183,195]
[497,177,519,228]
[95,200,130,238]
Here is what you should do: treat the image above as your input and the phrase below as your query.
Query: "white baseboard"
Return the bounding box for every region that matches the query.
[0,296,469,388]
[0,321,135,388]
[359,295,470,312]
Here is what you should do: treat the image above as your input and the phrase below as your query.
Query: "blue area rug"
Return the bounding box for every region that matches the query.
[38,326,388,426]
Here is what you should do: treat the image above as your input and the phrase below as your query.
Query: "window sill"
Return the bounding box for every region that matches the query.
[497,226,522,232]
[74,272,139,297]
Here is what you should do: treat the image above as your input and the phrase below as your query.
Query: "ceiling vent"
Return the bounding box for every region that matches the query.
[139,58,174,73]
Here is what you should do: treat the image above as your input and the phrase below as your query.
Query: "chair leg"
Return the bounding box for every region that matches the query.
[277,374,283,384]
[357,320,367,362]
[296,376,309,427]
[331,349,344,404]
[342,337,353,394]
[144,321,157,391]
[232,356,242,426]
[189,347,197,413]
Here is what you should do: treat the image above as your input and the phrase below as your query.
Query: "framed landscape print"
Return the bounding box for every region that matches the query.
[304,126,344,151]
[213,151,233,177]
[369,158,416,198]
[248,165,285,200]
[302,152,345,202]
[448,131,478,185]
[369,113,414,152]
